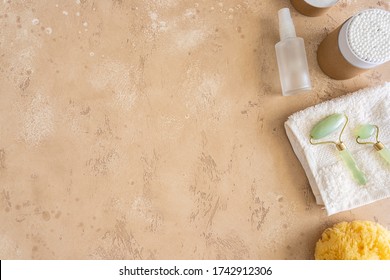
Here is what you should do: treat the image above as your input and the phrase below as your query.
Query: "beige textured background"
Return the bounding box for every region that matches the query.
[0,0,389,259]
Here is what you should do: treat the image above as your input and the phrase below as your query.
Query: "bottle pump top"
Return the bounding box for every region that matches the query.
[278,8,296,40]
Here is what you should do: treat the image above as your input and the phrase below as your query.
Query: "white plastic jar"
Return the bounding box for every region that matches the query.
[290,0,339,17]
[317,9,390,80]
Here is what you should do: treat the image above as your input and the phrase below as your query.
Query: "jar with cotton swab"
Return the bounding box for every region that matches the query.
[317,9,390,80]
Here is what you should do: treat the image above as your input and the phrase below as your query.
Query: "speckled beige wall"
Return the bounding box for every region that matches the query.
[0,0,389,260]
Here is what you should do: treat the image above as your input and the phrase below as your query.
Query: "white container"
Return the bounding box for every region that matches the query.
[291,0,339,17]
[317,9,390,80]
[275,8,312,96]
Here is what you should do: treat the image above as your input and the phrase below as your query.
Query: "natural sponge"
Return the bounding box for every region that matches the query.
[315,220,390,260]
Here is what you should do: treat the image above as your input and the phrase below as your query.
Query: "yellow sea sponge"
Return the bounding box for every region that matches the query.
[315,220,390,260]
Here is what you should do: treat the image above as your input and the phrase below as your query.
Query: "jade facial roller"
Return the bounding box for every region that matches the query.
[354,124,390,165]
[310,113,367,185]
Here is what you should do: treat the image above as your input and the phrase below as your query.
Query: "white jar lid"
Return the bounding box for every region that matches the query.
[304,0,338,8]
[338,9,390,69]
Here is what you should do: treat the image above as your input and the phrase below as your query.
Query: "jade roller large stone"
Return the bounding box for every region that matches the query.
[310,114,367,185]
[310,113,345,140]
[355,124,390,165]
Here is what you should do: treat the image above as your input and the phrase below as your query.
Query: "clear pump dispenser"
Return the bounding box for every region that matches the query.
[275,8,312,96]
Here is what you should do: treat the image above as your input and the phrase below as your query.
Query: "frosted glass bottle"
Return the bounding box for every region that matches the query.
[275,8,312,96]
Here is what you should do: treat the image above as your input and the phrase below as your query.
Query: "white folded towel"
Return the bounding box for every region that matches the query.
[285,83,390,215]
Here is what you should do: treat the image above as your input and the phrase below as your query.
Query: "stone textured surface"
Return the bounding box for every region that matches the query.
[0,0,389,259]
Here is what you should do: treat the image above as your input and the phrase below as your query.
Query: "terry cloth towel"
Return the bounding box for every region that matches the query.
[285,83,390,215]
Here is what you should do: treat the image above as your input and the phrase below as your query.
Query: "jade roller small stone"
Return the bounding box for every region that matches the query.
[354,124,390,165]
[310,113,367,185]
